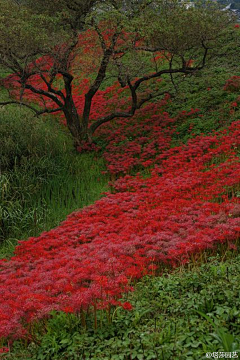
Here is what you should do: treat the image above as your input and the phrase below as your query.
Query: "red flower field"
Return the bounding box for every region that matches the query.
[1,33,240,341]
[0,110,239,339]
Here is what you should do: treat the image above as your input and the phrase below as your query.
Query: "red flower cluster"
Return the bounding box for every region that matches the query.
[97,94,175,174]
[224,76,240,93]
[94,106,205,175]
[0,117,239,340]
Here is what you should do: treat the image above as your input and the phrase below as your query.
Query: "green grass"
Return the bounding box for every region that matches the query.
[0,105,109,258]
[3,253,240,360]
[0,153,108,253]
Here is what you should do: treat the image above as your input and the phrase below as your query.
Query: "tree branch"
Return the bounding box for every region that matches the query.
[0,100,62,115]
[89,89,169,136]
[0,101,39,113]
[92,20,107,52]
[133,68,190,91]
[88,30,120,97]
[24,83,64,107]
[169,55,178,93]
[89,53,208,136]
[89,39,209,136]
[34,107,63,116]
[38,72,66,101]
[82,29,120,128]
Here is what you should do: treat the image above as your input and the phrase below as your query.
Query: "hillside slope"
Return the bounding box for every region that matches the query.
[0,116,239,342]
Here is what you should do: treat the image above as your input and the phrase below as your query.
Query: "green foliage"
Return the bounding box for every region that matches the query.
[143,0,232,55]
[0,0,69,58]
[5,255,240,359]
[196,310,240,353]
[0,107,109,250]
[165,39,240,145]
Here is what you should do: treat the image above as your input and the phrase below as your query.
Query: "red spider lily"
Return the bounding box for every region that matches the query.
[0,70,239,341]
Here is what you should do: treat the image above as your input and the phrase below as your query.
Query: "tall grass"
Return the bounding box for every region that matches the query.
[0,106,109,258]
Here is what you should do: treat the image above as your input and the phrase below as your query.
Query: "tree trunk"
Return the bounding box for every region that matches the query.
[63,97,88,148]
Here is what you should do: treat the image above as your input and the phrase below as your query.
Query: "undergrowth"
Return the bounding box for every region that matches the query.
[0,106,109,256]
[3,253,240,360]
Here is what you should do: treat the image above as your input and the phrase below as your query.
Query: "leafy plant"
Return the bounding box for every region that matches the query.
[196,310,240,352]
[3,255,240,359]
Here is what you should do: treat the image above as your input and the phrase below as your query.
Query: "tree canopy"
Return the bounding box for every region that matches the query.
[0,0,234,146]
